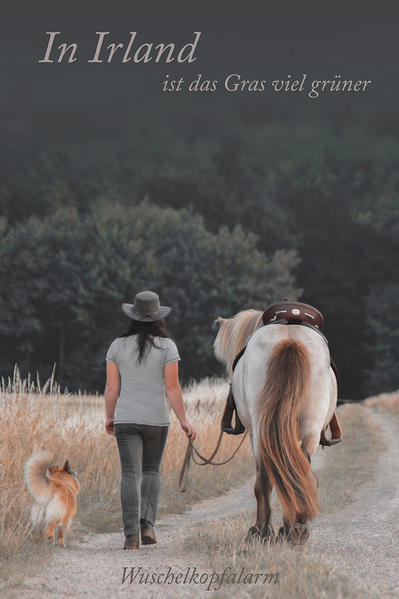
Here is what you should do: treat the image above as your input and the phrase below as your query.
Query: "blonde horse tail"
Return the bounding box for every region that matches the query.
[256,338,318,522]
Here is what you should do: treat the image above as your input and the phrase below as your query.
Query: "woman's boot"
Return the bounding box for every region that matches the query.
[140,519,156,544]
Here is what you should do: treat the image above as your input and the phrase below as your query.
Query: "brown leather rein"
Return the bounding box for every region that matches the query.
[178,429,248,492]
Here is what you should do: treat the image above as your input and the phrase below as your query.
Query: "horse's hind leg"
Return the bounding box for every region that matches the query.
[278,432,318,545]
[246,458,273,543]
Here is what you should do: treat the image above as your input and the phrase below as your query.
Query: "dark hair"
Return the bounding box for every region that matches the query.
[120,318,169,365]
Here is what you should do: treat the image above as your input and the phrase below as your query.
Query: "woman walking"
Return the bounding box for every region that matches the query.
[104,290,197,550]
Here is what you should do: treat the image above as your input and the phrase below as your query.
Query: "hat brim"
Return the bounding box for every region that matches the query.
[121,303,172,322]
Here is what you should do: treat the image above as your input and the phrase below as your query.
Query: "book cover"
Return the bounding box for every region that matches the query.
[1,2,398,598]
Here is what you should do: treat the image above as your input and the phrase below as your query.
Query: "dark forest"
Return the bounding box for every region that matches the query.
[1,3,398,398]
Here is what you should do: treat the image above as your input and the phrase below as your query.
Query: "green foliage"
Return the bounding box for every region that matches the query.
[1,120,398,395]
[0,201,299,390]
[363,285,399,395]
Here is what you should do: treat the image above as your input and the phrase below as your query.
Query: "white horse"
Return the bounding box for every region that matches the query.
[214,309,338,544]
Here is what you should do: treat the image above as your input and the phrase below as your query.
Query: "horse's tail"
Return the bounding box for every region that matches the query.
[256,338,318,522]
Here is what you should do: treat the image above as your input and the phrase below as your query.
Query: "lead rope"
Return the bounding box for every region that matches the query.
[178,429,248,492]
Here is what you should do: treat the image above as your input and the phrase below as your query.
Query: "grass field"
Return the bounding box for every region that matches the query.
[0,370,254,588]
[1,367,397,597]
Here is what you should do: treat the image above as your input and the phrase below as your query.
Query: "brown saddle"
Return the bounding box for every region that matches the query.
[221,300,342,447]
[262,300,324,329]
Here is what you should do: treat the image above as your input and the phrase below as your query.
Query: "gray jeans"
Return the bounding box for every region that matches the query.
[115,423,169,536]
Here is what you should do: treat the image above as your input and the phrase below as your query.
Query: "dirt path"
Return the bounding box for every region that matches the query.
[15,475,257,598]
[308,408,399,598]
[15,407,398,599]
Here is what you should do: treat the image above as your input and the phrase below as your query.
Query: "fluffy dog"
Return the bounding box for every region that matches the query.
[24,451,80,547]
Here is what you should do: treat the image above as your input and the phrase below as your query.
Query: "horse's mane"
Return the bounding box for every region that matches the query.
[213,309,263,376]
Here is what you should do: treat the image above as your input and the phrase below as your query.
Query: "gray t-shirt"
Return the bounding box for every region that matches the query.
[105,335,180,426]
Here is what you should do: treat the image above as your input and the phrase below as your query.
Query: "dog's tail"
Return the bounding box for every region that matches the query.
[24,451,53,504]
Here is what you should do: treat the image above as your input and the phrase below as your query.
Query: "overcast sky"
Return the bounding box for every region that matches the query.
[2,1,398,138]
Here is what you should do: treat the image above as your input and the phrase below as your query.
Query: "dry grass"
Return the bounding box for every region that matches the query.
[2,370,393,595]
[176,402,388,599]
[364,390,399,414]
[0,371,254,588]
[317,403,386,512]
[179,512,382,599]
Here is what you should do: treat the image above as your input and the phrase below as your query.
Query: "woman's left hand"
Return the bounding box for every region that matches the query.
[105,418,115,436]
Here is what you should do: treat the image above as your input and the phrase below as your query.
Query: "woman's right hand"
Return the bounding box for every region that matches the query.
[180,419,197,441]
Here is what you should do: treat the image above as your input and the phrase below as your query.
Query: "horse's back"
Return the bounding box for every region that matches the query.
[244,322,330,379]
[232,323,336,439]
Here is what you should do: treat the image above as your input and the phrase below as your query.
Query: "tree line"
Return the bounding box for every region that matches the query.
[1,121,398,397]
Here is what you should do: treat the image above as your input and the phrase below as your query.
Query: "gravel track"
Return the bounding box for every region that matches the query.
[14,407,398,598]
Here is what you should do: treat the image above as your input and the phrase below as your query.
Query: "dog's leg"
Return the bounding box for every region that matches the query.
[58,518,71,548]
[47,521,56,542]
[58,527,65,547]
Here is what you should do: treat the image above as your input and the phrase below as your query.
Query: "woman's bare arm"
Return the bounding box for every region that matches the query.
[104,361,120,435]
[165,362,197,440]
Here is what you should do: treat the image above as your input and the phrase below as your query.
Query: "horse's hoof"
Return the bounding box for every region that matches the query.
[289,523,309,545]
[260,525,275,544]
[245,525,274,544]
[245,526,262,543]
[276,526,290,543]
[277,524,309,545]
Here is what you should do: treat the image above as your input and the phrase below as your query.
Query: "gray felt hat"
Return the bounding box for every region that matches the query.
[121,290,172,322]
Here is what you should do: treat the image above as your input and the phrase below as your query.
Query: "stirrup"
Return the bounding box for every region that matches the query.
[320,412,342,447]
[221,385,245,435]
[221,419,246,435]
